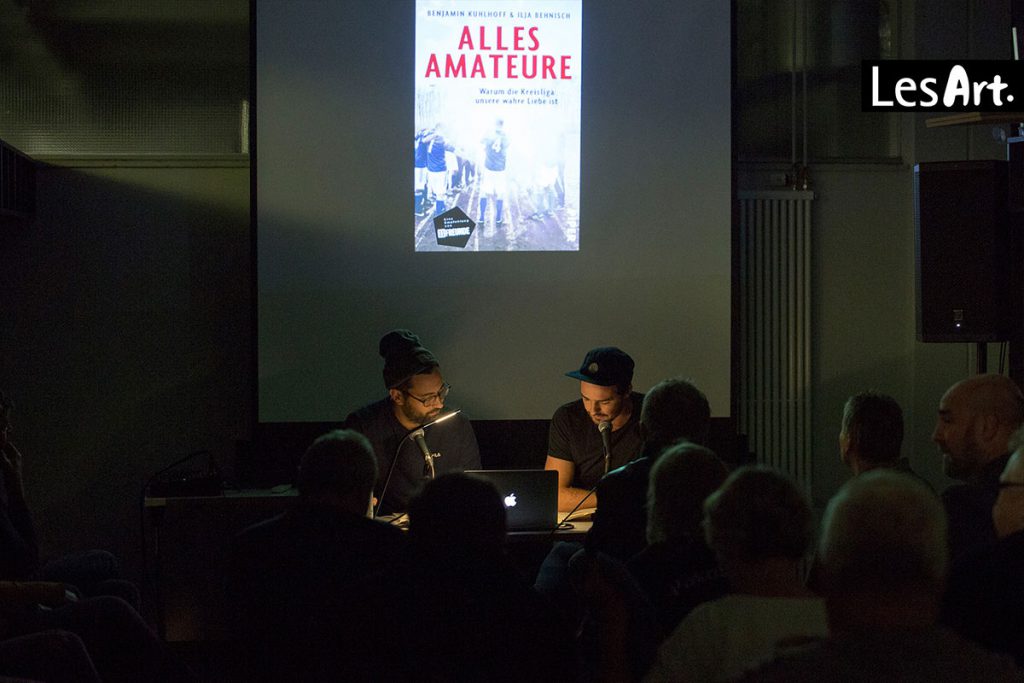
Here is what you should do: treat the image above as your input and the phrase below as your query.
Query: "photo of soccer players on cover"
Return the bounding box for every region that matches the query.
[414,0,581,252]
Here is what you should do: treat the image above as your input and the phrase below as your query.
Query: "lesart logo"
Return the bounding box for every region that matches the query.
[862,60,1023,112]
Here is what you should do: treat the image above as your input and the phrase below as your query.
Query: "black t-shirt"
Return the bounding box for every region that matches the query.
[342,398,481,514]
[547,392,645,490]
[942,452,1009,564]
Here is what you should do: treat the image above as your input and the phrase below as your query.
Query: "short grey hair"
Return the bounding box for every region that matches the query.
[647,442,727,544]
[819,469,947,595]
[703,466,813,562]
[639,378,711,449]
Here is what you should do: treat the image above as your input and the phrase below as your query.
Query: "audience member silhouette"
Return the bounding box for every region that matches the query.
[0,392,192,682]
[932,374,1024,562]
[645,466,826,682]
[629,441,729,637]
[587,377,712,562]
[0,630,101,682]
[839,391,931,488]
[374,473,575,682]
[577,442,729,682]
[0,392,134,604]
[1,588,194,683]
[944,430,1024,666]
[229,429,408,682]
[747,470,1020,681]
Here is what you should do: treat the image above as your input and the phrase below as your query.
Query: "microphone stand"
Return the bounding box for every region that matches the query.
[549,421,611,537]
[599,420,613,476]
[420,433,437,480]
[374,409,462,518]
[548,483,599,540]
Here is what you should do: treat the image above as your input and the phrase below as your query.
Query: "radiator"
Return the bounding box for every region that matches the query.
[737,190,814,490]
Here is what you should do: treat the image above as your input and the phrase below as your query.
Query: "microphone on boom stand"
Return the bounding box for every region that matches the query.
[598,420,613,475]
[550,419,614,537]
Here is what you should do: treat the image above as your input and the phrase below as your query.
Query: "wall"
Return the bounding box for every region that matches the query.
[742,0,1014,509]
[0,161,251,581]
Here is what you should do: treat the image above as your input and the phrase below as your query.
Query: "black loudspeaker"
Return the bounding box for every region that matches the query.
[914,160,1014,342]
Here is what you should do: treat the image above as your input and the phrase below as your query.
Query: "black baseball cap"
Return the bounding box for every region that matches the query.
[565,347,634,387]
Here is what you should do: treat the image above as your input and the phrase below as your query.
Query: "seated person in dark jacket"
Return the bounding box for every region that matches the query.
[0,393,39,583]
[0,394,187,682]
[747,470,1019,682]
[0,630,102,683]
[839,391,932,490]
[586,377,711,561]
[931,373,1024,563]
[943,437,1024,666]
[628,441,729,638]
[574,442,730,682]
[230,429,408,682]
[371,473,575,682]
[342,329,480,514]
[0,393,134,605]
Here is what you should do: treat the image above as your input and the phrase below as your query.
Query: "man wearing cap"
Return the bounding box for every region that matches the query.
[342,330,480,514]
[545,347,645,512]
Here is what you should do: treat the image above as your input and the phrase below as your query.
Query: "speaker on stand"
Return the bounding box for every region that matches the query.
[914,160,1020,375]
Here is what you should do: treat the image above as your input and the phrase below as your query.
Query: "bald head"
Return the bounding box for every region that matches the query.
[932,374,1024,480]
[954,375,1024,425]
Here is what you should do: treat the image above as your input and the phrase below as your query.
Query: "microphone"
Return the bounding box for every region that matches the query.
[411,428,435,479]
[599,420,613,475]
[412,410,461,480]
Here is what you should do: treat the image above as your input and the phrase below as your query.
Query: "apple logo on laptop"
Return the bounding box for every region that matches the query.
[504,492,517,508]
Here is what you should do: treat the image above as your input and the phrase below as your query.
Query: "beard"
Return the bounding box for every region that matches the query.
[400,401,441,426]
[941,429,981,480]
[942,453,971,480]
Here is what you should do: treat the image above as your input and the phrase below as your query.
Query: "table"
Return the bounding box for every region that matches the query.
[144,488,589,641]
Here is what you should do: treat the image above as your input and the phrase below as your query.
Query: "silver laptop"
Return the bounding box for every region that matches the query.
[465,469,559,531]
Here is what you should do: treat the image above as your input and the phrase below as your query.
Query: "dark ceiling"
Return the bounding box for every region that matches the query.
[0,0,249,154]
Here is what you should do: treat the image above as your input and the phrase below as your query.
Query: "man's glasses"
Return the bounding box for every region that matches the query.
[404,383,451,406]
[998,481,1024,489]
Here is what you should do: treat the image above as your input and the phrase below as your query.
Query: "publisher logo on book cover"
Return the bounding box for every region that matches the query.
[863,60,1024,112]
[433,207,476,248]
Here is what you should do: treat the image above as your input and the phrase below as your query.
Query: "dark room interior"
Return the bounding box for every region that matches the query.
[2,0,1024,680]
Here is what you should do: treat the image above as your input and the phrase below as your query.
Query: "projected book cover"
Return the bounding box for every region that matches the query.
[414,0,582,252]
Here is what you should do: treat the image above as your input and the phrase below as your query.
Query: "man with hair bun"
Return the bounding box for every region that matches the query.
[342,329,480,514]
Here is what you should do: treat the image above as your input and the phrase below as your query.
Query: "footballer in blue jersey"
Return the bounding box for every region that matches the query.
[414,128,430,216]
[479,119,510,227]
[425,124,455,217]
